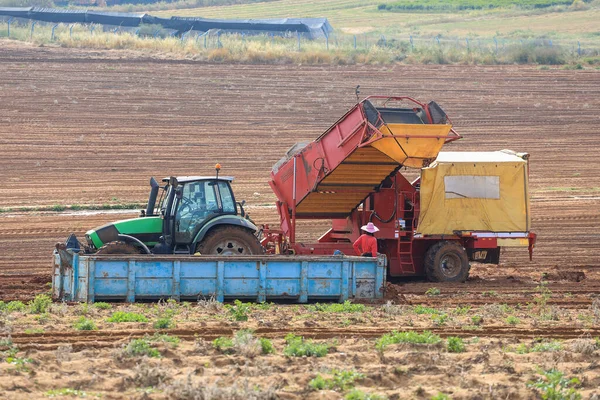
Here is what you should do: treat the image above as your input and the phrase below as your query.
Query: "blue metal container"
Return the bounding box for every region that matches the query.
[53,250,386,303]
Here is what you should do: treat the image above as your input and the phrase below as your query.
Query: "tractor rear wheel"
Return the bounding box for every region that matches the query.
[196,226,263,256]
[424,241,470,282]
[96,241,140,255]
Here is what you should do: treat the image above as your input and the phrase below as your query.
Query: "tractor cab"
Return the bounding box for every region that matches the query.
[84,169,261,256]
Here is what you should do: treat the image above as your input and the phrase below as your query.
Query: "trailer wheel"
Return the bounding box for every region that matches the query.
[424,241,470,282]
[96,241,140,255]
[196,226,263,256]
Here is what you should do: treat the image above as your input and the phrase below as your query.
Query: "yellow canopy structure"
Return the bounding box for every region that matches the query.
[417,150,530,235]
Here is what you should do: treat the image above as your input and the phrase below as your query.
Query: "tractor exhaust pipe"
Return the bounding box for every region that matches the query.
[146,177,160,216]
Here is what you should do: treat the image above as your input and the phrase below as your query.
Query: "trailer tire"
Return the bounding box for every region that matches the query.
[424,241,470,282]
[196,226,263,256]
[96,241,140,255]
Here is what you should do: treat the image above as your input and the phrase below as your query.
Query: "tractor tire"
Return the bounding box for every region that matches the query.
[424,241,470,282]
[196,226,263,256]
[96,241,140,255]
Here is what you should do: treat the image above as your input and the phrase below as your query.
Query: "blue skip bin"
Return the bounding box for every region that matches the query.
[53,250,386,303]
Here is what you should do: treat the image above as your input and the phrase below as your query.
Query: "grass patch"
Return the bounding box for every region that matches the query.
[380,0,573,12]
[124,338,160,358]
[308,300,366,313]
[527,368,582,400]
[345,390,387,400]
[425,287,441,296]
[412,305,439,314]
[93,302,112,310]
[0,301,26,313]
[447,336,466,353]
[29,294,52,314]
[513,340,562,354]
[375,330,441,351]
[148,333,180,347]
[309,369,365,391]
[24,328,45,334]
[74,317,98,331]
[225,299,251,321]
[107,311,148,323]
[45,388,101,398]
[213,336,234,354]
[153,317,175,329]
[284,333,330,357]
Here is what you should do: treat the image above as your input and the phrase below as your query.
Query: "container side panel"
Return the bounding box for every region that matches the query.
[180,261,217,278]
[95,279,128,297]
[267,279,301,297]
[224,278,259,296]
[308,262,342,278]
[223,261,260,279]
[135,262,174,278]
[94,261,128,278]
[136,278,173,296]
[180,279,217,297]
[353,262,377,279]
[308,278,341,296]
[266,261,302,278]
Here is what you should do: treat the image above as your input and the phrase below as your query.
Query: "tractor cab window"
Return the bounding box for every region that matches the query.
[217,181,236,213]
[175,180,233,244]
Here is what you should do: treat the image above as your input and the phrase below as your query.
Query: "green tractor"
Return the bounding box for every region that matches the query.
[82,171,262,256]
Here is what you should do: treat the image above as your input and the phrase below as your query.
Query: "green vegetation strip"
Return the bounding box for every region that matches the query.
[380,0,574,12]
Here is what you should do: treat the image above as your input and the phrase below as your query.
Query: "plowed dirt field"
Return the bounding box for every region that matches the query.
[1,42,600,399]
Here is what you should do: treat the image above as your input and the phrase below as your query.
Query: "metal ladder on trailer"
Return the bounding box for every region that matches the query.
[398,191,417,274]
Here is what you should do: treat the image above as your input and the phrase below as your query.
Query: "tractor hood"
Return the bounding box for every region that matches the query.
[86,216,162,249]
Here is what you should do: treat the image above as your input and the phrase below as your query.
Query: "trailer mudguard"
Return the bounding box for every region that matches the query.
[192,215,258,249]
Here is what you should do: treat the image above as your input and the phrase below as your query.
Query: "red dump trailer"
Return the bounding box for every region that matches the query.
[262,96,536,281]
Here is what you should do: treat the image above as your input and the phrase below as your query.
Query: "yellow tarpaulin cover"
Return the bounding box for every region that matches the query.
[417,150,530,235]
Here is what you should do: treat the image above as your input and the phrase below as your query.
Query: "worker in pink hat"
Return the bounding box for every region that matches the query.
[353,222,379,257]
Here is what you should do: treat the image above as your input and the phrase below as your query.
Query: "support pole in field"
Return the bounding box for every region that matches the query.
[217,31,222,48]
[7,17,13,38]
[69,24,74,38]
[436,36,440,47]
[326,33,329,51]
[381,34,386,47]
[204,33,207,48]
[135,28,140,36]
[30,21,37,40]
[90,25,95,36]
[51,24,59,41]
[297,31,301,51]
[353,35,357,49]
[466,37,470,52]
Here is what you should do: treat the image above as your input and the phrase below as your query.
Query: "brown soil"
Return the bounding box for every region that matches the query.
[1,42,600,399]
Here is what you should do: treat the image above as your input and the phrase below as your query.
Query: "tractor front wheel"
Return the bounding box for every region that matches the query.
[196,226,263,256]
[424,241,470,282]
[96,241,140,255]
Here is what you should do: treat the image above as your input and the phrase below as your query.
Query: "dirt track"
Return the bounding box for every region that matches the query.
[1,43,600,308]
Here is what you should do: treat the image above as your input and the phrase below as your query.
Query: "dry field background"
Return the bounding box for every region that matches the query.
[0,41,599,399]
